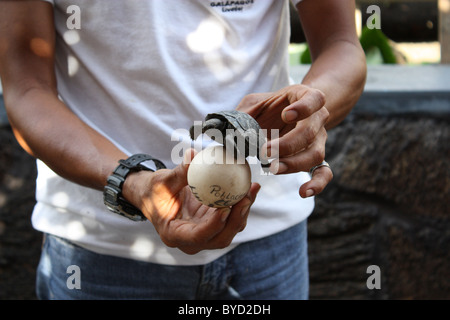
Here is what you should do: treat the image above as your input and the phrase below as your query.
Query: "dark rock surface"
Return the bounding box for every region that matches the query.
[0,126,40,300]
[308,113,450,299]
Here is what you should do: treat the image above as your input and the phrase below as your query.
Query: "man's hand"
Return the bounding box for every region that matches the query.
[123,150,261,255]
[237,85,333,198]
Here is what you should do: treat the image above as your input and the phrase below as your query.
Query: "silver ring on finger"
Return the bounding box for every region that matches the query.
[309,160,331,177]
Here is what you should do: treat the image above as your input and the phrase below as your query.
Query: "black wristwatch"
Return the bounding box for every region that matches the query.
[103,154,166,221]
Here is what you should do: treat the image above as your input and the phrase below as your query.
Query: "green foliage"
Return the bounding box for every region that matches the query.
[300,45,311,64]
[360,26,397,64]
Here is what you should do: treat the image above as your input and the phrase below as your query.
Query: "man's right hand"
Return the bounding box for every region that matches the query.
[122,150,261,255]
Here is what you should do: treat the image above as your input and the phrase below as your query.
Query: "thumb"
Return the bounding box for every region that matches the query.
[183,148,197,166]
[166,148,197,192]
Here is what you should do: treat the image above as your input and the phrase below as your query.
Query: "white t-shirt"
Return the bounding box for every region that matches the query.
[33,0,312,265]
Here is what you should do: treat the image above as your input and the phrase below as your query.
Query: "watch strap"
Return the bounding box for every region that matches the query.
[103,154,166,221]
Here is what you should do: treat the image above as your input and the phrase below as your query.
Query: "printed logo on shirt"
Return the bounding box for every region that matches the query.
[210,0,254,13]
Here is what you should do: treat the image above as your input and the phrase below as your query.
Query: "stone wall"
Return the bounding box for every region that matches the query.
[309,113,449,299]
[302,65,450,299]
[0,66,449,299]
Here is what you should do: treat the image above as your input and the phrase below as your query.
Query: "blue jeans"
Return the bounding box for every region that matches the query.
[36,221,309,300]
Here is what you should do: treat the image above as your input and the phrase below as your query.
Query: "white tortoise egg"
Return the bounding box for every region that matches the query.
[187,145,251,208]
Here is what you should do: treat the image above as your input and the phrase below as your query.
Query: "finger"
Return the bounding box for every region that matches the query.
[269,126,327,175]
[282,88,326,123]
[299,166,333,198]
[205,183,261,249]
[236,92,274,115]
[165,182,260,254]
[163,183,260,252]
[162,148,198,194]
[266,107,329,160]
[161,205,230,250]
[182,148,198,165]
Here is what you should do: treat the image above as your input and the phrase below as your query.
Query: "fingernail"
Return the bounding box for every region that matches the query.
[183,149,193,165]
[270,161,287,174]
[220,208,231,222]
[283,110,298,122]
[305,189,315,197]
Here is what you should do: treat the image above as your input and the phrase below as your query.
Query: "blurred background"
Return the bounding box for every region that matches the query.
[0,0,449,299]
[290,0,442,65]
